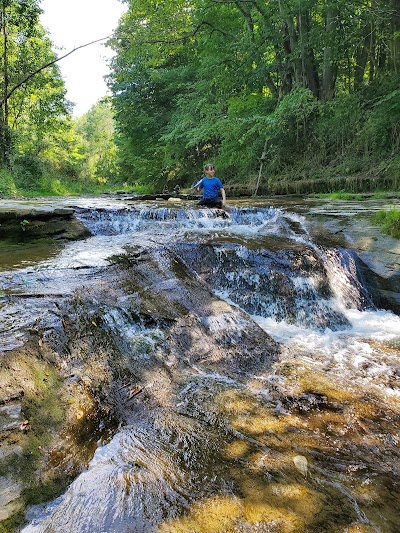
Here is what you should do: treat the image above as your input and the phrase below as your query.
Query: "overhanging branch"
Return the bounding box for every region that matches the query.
[0,36,110,107]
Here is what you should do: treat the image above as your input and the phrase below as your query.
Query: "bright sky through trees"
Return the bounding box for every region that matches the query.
[40,0,125,117]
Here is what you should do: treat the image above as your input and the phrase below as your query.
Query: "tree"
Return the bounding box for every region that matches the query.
[0,0,43,165]
[108,0,400,191]
[74,100,118,184]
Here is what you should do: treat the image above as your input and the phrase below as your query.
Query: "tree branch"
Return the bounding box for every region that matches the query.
[133,20,238,45]
[0,36,110,107]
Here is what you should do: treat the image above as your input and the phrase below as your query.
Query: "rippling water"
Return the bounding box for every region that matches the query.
[1,198,399,532]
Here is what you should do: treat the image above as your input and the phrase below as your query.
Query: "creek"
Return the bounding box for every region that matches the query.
[0,196,399,533]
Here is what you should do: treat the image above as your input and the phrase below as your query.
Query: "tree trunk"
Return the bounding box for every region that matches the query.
[390,0,400,71]
[285,8,320,98]
[235,1,254,36]
[286,16,303,86]
[0,1,11,167]
[298,12,320,98]
[234,1,278,97]
[253,0,292,97]
[253,138,268,196]
[322,6,338,100]
[368,27,376,82]
[354,28,369,90]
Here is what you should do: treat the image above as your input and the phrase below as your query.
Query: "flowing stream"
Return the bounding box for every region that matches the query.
[1,198,399,532]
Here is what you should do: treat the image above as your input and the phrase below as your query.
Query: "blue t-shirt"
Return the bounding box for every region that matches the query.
[199,177,223,199]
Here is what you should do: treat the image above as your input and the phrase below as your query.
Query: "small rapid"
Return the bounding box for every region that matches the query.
[75,205,301,239]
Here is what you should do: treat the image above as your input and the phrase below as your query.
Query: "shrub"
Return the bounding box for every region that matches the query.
[372,208,400,239]
[0,169,17,196]
[11,154,45,192]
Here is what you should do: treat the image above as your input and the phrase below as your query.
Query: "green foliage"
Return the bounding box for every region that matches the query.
[371,208,400,239]
[310,192,399,200]
[316,94,362,159]
[309,192,368,200]
[11,154,46,192]
[20,219,30,231]
[264,88,318,172]
[361,85,400,152]
[1,0,399,196]
[0,7,75,191]
[74,100,119,185]
[0,168,17,196]
[108,0,400,193]
[131,183,155,194]
[0,5,123,197]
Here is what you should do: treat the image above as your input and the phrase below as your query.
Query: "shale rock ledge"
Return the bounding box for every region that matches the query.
[0,205,90,241]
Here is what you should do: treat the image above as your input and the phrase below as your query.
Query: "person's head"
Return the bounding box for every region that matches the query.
[203,163,215,178]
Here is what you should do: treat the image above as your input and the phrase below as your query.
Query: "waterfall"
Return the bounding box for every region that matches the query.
[74,206,298,237]
[172,241,373,331]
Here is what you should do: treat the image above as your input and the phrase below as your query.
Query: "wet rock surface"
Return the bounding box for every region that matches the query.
[0,241,278,531]
[251,196,400,315]
[303,200,400,314]
[173,239,358,329]
[0,204,90,242]
[0,198,399,532]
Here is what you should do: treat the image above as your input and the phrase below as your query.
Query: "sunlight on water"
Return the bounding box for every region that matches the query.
[3,200,399,533]
[254,308,400,380]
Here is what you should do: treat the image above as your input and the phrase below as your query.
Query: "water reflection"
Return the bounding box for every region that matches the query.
[0,240,62,272]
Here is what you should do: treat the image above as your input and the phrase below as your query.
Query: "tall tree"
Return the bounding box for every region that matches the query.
[74,100,118,183]
[108,0,400,189]
[0,0,43,165]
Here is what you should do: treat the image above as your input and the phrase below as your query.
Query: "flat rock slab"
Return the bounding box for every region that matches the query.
[0,403,22,432]
[0,206,74,221]
[304,200,400,279]
[0,477,23,521]
[120,193,200,201]
[0,203,90,241]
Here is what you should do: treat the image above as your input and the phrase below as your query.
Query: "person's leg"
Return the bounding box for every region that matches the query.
[197,198,222,208]
[197,198,209,206]
[208,198,222,208]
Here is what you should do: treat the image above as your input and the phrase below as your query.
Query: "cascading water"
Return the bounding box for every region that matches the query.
[1,199,399,533]
[74,205,292,238]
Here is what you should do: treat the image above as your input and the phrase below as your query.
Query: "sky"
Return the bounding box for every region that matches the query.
[40,0,126,117]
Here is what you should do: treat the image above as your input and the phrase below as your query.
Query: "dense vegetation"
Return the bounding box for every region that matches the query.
[0,0,118,197]
[109,0,400,193]
[0,1,399,196]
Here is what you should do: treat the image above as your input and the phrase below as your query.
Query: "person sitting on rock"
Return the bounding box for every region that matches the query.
[195,163,226,209]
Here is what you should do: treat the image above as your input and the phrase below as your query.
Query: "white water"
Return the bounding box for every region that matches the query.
[3,204,399,375]
[3,200,399,532]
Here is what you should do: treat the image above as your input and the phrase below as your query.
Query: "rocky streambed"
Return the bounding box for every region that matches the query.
[0,196,399,533]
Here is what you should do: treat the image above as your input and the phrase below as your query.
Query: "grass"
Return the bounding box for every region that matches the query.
[371,207,400,239]
[309,192,367,200]
[0,165,164,197]
[308,191,400,201]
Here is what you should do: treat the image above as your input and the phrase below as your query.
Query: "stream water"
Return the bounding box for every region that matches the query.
[1,197,399,532]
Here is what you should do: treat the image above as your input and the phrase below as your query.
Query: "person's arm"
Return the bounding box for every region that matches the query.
[220,187,226,206]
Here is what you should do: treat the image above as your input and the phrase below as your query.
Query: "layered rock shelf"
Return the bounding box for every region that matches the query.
[0,205,90,241]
